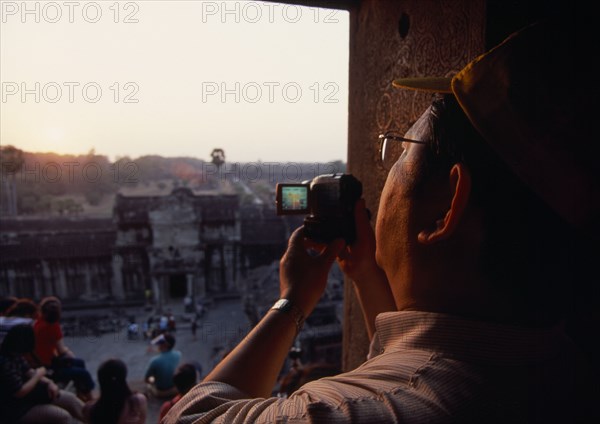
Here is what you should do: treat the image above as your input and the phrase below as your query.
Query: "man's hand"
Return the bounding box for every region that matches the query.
[47,381,60,400]
[279,226,345,316]
[337,199,381,284]
[203,227,343,398]
[34,367,47,379]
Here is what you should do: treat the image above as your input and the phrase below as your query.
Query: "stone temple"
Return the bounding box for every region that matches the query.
[0,187,299,310]
[0,186,343,371]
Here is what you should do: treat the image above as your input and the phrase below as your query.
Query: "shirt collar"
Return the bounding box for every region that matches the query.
[375,310,569,365]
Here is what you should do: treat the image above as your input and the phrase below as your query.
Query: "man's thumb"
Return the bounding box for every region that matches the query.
[320,239,346,265]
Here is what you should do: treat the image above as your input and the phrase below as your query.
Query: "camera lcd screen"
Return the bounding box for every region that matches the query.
[276,184,309,215]
[281,186,308,211]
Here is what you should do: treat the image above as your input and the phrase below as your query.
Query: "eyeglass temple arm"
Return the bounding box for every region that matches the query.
[379,134,427,144]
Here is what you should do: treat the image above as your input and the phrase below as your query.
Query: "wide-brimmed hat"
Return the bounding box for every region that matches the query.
[393,19,598,234]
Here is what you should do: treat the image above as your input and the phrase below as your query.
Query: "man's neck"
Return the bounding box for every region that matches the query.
[392,257,523,324]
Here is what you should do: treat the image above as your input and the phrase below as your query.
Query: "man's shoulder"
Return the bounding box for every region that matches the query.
[148,354,162,366]
[154,351,180,363]
[165,350,182,364]
[163,349,181,359]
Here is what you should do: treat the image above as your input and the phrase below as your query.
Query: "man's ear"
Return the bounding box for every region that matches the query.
[418,163,471,245]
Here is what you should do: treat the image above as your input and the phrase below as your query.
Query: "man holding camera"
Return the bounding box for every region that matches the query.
[165,18,596,424]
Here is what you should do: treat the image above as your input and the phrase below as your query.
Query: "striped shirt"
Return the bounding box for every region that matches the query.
[164,311,585,423]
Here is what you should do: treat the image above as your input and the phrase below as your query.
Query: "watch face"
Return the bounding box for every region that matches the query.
[274,299,290,311]
[271,299,304,334]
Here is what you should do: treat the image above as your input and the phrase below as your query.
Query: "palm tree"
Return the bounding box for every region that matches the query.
[210,148,226,170]
[0,145,24,216]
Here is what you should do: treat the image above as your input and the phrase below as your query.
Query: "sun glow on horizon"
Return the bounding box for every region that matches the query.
[1,1,349,163]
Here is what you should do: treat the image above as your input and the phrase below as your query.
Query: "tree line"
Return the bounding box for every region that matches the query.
[0,146,345,216]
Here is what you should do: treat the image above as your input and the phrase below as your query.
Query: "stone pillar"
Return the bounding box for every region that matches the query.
[209,247,222,293]
[343,0,485,372]
[152,275,161,311]
[162,275,168,309]
[111,254,125,300]
[219,246,226,292]
[231,244,238,291]
[194,250,206,299]
[33,263,42,300]
[8,269,16,296]
[186,273,194,298]
[84,261,92,295]
[195,271,206,299]
[223,244,234,292]
[56,264,68,299]
[41,260,52,294]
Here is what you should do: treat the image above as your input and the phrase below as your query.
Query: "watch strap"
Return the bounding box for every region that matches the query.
[271,299,304,335]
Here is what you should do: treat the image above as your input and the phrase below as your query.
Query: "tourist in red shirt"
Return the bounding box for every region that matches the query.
[33,297,95,401]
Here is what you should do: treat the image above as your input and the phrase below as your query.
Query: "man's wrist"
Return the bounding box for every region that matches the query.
[271,299,305,335]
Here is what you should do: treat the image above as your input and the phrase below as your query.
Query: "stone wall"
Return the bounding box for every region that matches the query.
[343,0,486,371]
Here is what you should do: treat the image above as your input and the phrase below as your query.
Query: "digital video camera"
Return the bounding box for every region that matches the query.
[275,173,362,244]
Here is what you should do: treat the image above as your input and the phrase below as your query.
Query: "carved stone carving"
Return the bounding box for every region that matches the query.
[345,0,485,371]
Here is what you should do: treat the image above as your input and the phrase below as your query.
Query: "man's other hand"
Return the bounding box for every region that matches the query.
[279,226,345,316]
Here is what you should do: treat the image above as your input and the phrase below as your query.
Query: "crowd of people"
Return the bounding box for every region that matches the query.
[0,296,201,424]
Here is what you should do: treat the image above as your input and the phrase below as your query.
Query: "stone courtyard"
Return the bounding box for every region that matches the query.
[65,298,250,423]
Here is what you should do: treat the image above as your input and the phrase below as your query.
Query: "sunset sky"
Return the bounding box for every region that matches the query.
[0,1,349,163]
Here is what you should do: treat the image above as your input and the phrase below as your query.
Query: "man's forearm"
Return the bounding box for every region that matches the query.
[203,308,298,398]
[204,227,342,399]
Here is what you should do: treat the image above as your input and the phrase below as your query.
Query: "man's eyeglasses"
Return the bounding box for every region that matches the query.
[378,132,427,170]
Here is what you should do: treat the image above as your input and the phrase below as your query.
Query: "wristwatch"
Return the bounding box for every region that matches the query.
[271,299,305,335]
